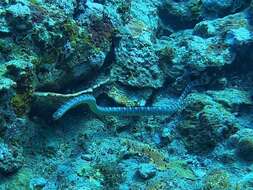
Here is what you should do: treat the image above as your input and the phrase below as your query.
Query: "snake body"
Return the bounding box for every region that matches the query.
[52,95,181,120]
[52,80,204,120]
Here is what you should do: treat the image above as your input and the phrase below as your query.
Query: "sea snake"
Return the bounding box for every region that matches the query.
[52,80,204,120]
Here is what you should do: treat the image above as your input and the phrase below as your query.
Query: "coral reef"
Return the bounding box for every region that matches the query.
[0,0,253,189]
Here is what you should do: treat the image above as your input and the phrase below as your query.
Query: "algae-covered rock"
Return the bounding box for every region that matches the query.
[207,88,252,111]
[120,138,196,180]
[5,59,34,75]
[120,138,170,170]
[158,0,203,30]
[95,162,123,190]
[29,177,47,190]
[0,77,16,92]
[77,1,116,57]
[51,160,104,190]
[0,0,253,189]
[7,3,31,18]
[107,83,153,106]
[202,0,250,17]
[112,36,165,88]
[158,30,235,80]
[230,129,253,162]
[225,27,253,47]
[236,172,253,190]
[3,59,35,116]
[4,168,34,190]
[6,3,32,31]
[52,0,77,15]
[194,11,250,38]
[136,163,157,180]
[105,0,161,88]
[203,170,231,190]
[0,142,24,175]
[237,137,253,161]
[178,93,239,153]
[0,17,10,34]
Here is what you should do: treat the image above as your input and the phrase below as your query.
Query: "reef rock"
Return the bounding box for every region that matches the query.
[178,93,239,153]
[0,142,24,175]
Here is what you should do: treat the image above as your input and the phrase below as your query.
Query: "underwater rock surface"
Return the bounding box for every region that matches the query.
[0,0,253,189]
